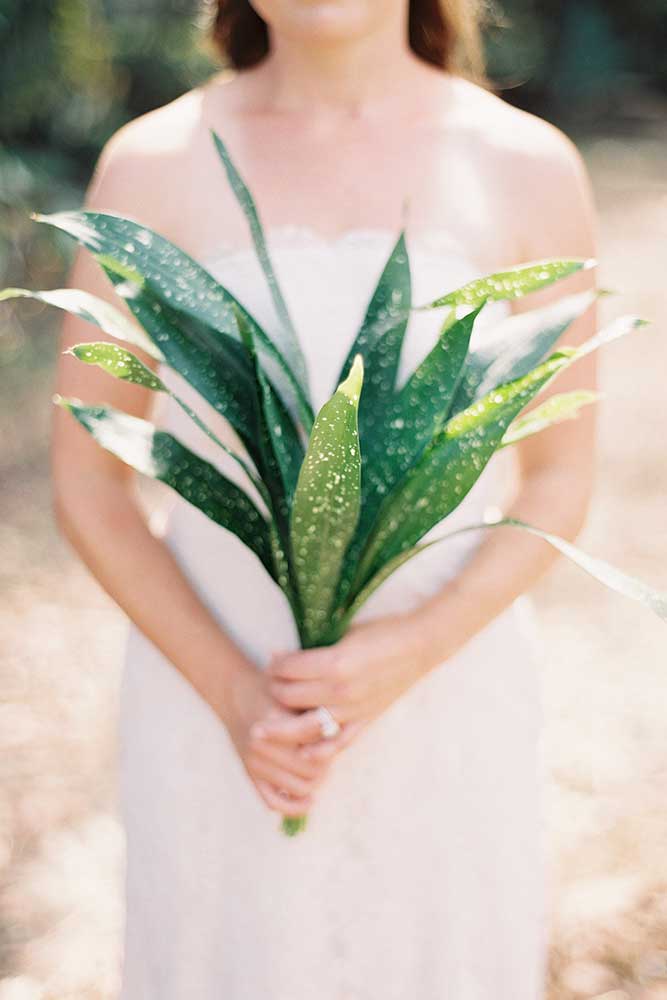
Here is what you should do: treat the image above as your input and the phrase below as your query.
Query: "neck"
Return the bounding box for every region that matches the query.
[248,8,428,118]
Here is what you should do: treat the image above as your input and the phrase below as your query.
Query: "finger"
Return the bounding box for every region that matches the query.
[249,755,317,799]
[254,778,314,817]
[298,739,341,762]
[269,678,335,710]
[252,737,332,781]
[337,720,365,748]
[300,722,363,759]
[267,647,338,681]
[251,708,345,746]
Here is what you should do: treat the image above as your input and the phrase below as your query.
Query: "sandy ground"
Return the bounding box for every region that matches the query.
[1,114,666,999]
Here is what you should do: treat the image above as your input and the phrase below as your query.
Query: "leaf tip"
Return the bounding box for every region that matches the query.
[231,302,253,351]
[339,353,364,401]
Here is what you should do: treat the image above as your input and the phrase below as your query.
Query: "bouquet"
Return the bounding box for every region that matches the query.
[3,130,665,836]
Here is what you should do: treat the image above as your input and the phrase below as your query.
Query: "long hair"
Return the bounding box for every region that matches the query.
[207,0,488,84]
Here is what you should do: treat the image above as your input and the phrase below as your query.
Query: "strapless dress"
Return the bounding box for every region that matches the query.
[117,225,548,999]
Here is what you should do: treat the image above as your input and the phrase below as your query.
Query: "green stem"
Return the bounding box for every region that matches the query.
[281,813,308,836]
[278,615,346,837]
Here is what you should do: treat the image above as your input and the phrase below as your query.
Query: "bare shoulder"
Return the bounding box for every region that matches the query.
[447,76,585,173]
[445,76,597,258]
[83,83,210,231]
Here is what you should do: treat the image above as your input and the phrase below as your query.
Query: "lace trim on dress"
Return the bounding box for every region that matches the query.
[198,222,480,271]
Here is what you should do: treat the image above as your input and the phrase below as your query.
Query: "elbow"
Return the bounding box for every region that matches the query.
[522,460,597,543]
[51,472,88,552]
[51,479,79,546]
[567,488,594,543]
[50,461,135,551]
[564,480,597,546]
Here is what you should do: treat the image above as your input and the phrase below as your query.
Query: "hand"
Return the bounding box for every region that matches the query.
[221,660,343,818]
[262,612,436,741]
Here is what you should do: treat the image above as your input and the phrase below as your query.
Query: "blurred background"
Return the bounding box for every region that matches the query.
[1,1,666,998]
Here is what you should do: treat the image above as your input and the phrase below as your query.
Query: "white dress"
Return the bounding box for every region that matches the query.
[117,225,549,999]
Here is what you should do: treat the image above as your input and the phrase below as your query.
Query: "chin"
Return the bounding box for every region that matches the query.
[250,0,397,44]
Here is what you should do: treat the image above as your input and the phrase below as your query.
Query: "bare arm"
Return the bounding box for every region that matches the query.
[413,124,600,668]
[51,121,337,814]
[51,126,252,727]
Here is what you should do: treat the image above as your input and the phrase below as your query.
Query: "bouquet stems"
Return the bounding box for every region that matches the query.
[282,814,308,836]
[279,617,345,836]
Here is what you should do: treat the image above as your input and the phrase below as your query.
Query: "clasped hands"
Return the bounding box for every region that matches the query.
[238,611,437,817]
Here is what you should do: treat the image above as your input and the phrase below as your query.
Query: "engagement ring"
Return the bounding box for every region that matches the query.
[314,705,341,739]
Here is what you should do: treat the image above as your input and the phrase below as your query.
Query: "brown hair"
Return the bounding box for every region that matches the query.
[208,0,488,84]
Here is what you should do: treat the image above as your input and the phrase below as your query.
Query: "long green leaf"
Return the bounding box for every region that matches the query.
[55,397,275,577]
[209,129,310,399]
[334,302,485,609]
[0,285,164,361]
[353,315,644,591]
[232,304,306,622]
[450,288,599,415]
[500,390,601,447]
[342,516,667,628]
[30,209,314,430]
[290,355,364,647]
[363,301,486,498]
[232,305,304,509]
[335,231,411,421]
[95,257,265,466]
[65,341,269,504]
[1,272,268,469]
[414,257,595,311]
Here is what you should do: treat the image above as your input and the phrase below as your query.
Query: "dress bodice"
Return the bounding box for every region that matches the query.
[191,224,512,411]
[153,226,519,621]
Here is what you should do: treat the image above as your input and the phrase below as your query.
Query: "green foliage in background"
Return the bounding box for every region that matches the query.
[2,0,665,311]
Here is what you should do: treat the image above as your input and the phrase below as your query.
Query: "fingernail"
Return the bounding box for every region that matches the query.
[251,724,267,740]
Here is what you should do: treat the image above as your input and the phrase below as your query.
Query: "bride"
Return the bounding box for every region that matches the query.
[51,1,598,997]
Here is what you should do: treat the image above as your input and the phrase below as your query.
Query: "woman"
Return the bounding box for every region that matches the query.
[52,0,598,996]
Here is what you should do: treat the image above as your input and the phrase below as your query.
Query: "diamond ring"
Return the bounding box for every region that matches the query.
[313,705,341,740]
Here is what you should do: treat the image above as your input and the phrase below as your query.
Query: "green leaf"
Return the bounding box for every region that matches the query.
[290,355,364,647]
[333,302,485,609]
[30,209,314,430]
[364,301,486,500]
[1,273,269,471]
[500,390,601,447]
[209,129,310,400]
[489,518,667,621]
[450,288,598,415]
[335,231,411,423]
[0,285,164,361]
[232,305,304,510]
[230,306,306,622]
[414,257,595,311]
[97,257,265,467]
[354,314,644,590]
[65,341,269,504]
[66,341,165,388]
[268,520,302,624]
[341,515,667,628]
[55,397,275,578]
